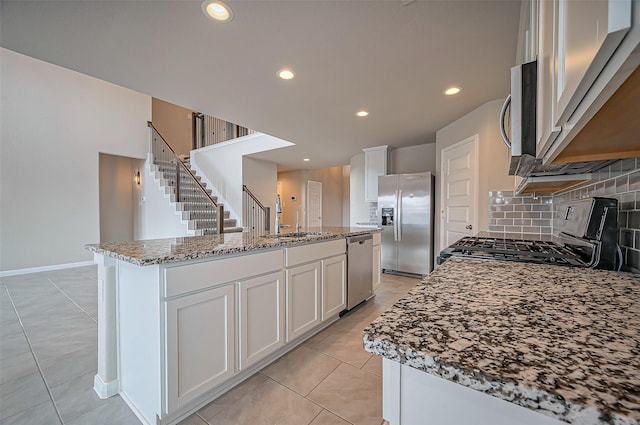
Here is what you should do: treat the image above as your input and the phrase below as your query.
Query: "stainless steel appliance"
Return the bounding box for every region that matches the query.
[438,197,620,270]
[500,60,614,178]
[378,172,435,276]
[346,234,373,310]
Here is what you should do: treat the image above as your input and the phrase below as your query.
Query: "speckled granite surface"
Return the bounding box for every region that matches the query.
[86,226,379,266]
[363,257,640,424]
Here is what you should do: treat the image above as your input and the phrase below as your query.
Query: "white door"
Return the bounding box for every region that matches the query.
[306,180,322,229]
[440,135,478,253]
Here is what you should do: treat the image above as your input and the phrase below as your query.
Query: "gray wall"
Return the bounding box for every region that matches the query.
[0,48,151,271]
[389,143,436,174]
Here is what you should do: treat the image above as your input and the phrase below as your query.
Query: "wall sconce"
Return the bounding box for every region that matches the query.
[134,171,141,185]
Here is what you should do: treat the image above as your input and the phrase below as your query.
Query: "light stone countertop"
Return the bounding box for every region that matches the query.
[85,226,380,266]
[363,257,640,424]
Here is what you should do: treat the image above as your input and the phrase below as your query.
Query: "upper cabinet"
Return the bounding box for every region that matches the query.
[363,146,389,203]
[536,0,640,165]
[553,0,631,127]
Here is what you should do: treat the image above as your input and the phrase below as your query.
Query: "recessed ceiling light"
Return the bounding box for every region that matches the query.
[202,0,233,23]
[277,69,295,80]
[303,158,311,162]
[444,87,461,96]
[356,110,369,117]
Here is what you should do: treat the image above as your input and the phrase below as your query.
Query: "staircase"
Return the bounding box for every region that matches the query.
[151,159,243,234]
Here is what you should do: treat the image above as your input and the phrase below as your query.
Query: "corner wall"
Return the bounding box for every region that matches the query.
[190,134,291,223]
[99,153,143,244]
[0,48,151,271]
[151,98,194,157]
[434,99,513,256]
[243,157,278,231]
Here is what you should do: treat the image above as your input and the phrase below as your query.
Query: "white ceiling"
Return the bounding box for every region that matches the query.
[0,0,521,171]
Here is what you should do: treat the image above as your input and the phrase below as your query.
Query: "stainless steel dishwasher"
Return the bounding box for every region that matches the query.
[346,234,373,310]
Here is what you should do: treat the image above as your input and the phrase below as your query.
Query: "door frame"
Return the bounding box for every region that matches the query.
[439,135,479,254]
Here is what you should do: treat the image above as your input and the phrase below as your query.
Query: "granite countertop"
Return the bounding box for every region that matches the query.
[363,257,640,424]
[85,226,380,266]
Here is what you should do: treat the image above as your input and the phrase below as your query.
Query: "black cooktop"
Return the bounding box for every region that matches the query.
[438,236,587,266]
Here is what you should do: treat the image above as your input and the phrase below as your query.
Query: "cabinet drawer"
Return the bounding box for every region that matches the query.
[285,239,345,267]
[372,232,381,246]
[164,250,283,297]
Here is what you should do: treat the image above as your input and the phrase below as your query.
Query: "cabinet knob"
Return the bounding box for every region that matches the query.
[465,224,473,230]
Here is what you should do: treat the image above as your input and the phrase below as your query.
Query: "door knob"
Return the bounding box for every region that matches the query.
[465,224,473,230]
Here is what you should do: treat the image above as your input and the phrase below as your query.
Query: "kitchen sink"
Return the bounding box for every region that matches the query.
[262,231,330,238]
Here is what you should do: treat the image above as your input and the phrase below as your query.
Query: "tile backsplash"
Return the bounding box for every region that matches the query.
[488,191,553,235]
[368,203,378,222]
[553,157,640,274]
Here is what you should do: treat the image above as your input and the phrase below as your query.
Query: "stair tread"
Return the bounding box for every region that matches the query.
[154,157,239,236]
[223,227,243,233]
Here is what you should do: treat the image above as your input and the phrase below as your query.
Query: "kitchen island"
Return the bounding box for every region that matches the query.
[85,227,380,425]
[363,257,639,425]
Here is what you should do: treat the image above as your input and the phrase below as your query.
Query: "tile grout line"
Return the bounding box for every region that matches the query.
[260,372,355,425]
[3,285,66,424]
[47,278,98,325]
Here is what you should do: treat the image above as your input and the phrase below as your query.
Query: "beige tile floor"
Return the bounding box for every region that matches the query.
[0,266,418,425]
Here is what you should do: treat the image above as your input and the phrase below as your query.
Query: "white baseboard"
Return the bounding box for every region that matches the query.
[0,261,95,277]
[93,374,120,400]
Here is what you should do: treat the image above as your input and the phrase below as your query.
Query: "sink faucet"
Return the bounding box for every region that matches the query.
[296,205,305,232]
[275,194,282,235]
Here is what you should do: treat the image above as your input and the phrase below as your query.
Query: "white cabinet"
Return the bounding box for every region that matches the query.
[238,271,286,370]
[163,249,283,415]
[285,239,346,341]
[372,243,381,292]
[321,254,346,320]
[535,0,639,163]
[536,0,561,156]
[165,284,235,412]
[363,146,389,202]
[286,261,321,341]
[552,0,631,128]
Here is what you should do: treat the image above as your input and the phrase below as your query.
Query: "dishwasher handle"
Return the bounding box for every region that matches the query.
[346,234,373,244]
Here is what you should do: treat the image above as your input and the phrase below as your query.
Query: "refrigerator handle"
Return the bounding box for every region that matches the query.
[397,189,402,241]
[393,190,398,242]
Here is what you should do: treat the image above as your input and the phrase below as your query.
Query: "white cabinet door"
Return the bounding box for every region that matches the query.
[553,0,631,127]
[238,271,286,370]
[286,261,321,341]
[536,0,562,157]
[165,284,235,412]
[363,146,389,202]
[321,254,346,320]
[372,243,381,292]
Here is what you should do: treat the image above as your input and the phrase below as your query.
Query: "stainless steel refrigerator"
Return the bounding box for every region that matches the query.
[377,172,435,276]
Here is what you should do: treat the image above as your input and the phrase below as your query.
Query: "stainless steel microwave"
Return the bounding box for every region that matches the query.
[499,60,537,176]
[499,61,614,177]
